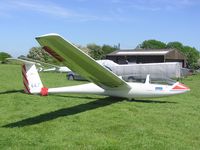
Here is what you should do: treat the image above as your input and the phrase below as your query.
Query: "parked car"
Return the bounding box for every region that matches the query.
[67,60,186,81]
[67,71,86,80]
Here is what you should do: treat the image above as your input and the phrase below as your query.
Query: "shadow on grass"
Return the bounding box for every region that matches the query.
[2,96,175,128]
[129,99,177,103]
[51,94,99,100]
[2,97,124,128]
[0,90,24,95]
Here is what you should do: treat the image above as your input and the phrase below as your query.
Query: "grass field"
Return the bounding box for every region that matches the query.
[0,64,200,149]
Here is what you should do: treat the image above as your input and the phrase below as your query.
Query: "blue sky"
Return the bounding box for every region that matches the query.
[0,0,200,57]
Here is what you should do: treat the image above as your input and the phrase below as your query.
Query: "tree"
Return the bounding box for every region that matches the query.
[0,52,11,63]
[166,42,200,69]
[197,58,200,69]
[182,46,199,69]
[87,44,117,60]
[166,42,184,51]
[76,45,91,55]
[27,47,48,62]
[139,39,200,69]
[87,44,103,60]
[27,47,59,65]
[139,40,167,49]
[101,44,117,59]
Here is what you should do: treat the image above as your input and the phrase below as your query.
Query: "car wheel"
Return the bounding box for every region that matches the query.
[68,75,74,80]
[128,77,135,82]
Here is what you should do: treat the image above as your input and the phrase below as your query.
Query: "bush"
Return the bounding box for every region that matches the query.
[0,52,11,63]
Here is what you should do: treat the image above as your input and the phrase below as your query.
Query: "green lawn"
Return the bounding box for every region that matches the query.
[0,64,200,150]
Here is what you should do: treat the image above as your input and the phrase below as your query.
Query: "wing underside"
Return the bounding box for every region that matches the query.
[36,34,130,90]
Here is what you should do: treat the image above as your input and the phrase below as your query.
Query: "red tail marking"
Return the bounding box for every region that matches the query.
[22,64,30,94]
[23,80,30,93]
[22,70,29,84]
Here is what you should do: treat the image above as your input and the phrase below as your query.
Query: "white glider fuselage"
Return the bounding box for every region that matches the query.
[45,81,189,99]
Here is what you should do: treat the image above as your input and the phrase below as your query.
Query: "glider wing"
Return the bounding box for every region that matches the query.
[36,34,130,90]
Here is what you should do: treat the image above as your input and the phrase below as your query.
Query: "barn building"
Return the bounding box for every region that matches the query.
[106,49,187,67]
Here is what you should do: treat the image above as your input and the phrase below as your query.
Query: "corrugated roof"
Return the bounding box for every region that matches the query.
[107,49,174,56]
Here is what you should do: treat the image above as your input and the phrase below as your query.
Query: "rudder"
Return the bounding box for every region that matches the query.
[22,63,44,94]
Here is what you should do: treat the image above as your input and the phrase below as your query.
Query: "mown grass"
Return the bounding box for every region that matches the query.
[0,64,200,150]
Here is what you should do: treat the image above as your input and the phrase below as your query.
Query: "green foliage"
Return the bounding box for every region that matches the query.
[0,52,11,63]
[27,47,60,65]
[197,58,200,68]
[139,40,167,49]
[1,64,200,149]
[166,42,200,69]
[27,47,49,62]
[139,40,200,69]
[88,44,117,60]
[27,44,116,63]
[166,42,184,50]
[76,45,91,55]
[102,44,117,58]
[87,44,103,60]
[182,46,200,69]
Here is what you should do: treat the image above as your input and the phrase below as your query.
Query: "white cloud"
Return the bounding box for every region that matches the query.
[0,0,112,21]
[0,0,198,22]
[12,1,76,18]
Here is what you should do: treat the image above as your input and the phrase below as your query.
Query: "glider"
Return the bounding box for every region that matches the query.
[17,56,71,73]
[17,34,191,99]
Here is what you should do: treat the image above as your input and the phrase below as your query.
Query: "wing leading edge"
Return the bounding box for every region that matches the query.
[36,33,130,90]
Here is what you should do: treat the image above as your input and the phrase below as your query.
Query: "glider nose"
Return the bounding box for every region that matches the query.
[172,82,190,93]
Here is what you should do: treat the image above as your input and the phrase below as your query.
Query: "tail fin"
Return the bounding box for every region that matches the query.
[6,58,48,96]
[22,62,44,94]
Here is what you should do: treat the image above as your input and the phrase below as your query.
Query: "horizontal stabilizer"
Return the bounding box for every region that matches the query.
[7,58,37,65]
